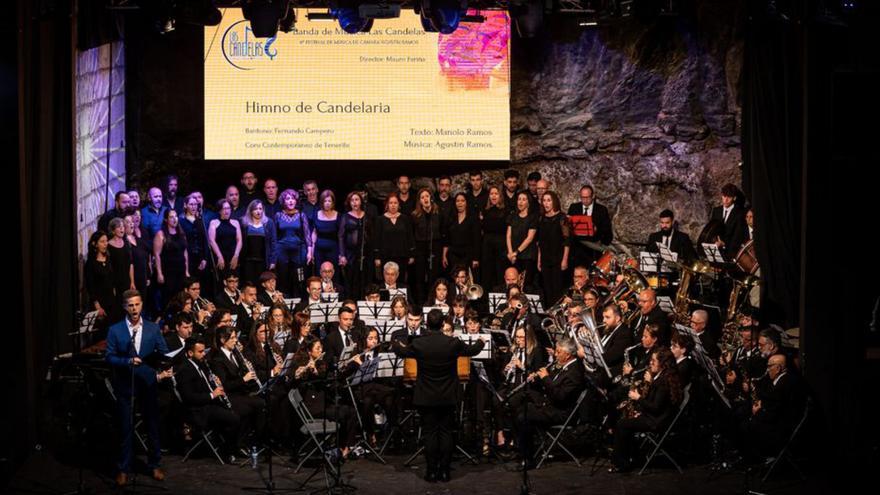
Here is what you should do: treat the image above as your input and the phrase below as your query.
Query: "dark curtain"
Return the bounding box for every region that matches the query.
[741,7,803,328]
[16,0,78,457]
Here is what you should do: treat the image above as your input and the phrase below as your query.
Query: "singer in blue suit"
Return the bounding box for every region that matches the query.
[105,289,171,487]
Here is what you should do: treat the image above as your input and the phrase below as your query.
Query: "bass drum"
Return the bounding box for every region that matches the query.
[593,250,617,279]
[735,240,759,274]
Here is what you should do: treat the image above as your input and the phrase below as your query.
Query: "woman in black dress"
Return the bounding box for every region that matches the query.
[443,192,481,278]
[313,190,341,274]
[537,191,571,305]
[208,199,243,276]
[106,217,134,307]
[153,209,189,309]
[373,193,415,284]
[84,231,117,325]
[180,193,210,287]
[506,191,538,288]
[480,185,507,290]
[338,191,370,300]
[412,188,444,304]
[240,199,277,285]
[125,211,152,295]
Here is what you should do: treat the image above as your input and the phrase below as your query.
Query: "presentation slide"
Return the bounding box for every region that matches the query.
[204,9,510,160]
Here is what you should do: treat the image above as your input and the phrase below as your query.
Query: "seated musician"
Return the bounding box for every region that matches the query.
[280,311,315,357]
[233,282,263,340]
[513,337,586,468]
[363,283,382,303]
[494,325,547,449]
[492,266,539,296]
[243,320,290,439]
[690,309,721,361]
[322,305,363,366]
[292,276,322,314]
[291,339,359,459]
[209,326,265,451]
[594,304,634,379]
[390,306,427,344]
[164,312,194,356]
[609,324,662,406]
[631,289,670,345]
[174,337,241,459]
[741,353,805,461]
[257,271,285,307]
[427,278,451,308]
[213,270,241,311]
[500,293,544,346]
[610,347,684,472]
[348,327,396,447]
[203,308,233,352]
[388,295,409,323]
[448,295,468,329]
[266,303,293,348]
[670,331,697,388]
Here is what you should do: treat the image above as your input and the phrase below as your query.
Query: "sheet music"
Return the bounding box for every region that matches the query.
[525,294,545,314]
[488,293,506,313]
[308,302,342,323]
[362,318,404,342]
[656,296,675,313]
[701,243,726,263]
[320,292,339,303]
[673,323,730,408]
[283,298,301,311]
[375,352,404,378]
[640,251,661,273]
[357,301,393,320]
[656,243,679,272]
[422,305,449,315]
[453,333,492,359]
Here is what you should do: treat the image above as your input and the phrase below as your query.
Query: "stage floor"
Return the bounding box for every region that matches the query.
[7,450,824,495]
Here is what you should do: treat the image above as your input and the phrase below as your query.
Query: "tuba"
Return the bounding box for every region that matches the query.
[601,267,649,309]
[673,259,714,324]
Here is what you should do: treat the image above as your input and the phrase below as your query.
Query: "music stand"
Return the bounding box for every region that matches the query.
[488,293,506,313]
[421,306,449,316]
[341,357,386,464]
[283,298,301,313]
[673,323,731,409]
[640,251,661,274]
[656,296,675,314]
[320,293,339,304]
[524,294,544,315]
[452,333,493,360]
[309,303,342,340]
[701,243,727,264]
[361,318,404,343]
[356,301,392,321]
[657,244,679,273]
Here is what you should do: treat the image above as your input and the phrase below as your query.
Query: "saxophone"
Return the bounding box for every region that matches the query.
[618,372,651,419]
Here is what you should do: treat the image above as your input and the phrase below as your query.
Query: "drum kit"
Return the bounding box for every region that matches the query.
[579,229,762,325]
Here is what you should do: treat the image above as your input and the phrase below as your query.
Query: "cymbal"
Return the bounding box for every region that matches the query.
[579,239,615,253]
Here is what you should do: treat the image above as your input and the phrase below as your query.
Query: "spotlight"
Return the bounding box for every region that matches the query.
[418,0,468,34]
[242,0,291,38]
[176,0,222,26]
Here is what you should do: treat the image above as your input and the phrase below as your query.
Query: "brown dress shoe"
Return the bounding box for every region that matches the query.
[115,472,128,486]
[151,468,166,481]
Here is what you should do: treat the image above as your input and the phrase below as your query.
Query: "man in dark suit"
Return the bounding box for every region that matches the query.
[104,290,172,486]
[598,304,635,378]
[645,209,697,265]
[232,282,263,340]
[318,261,345,299]
[567,184,613,270]
[392,309,485,482]
[744,354,805,458]
[213,271,241,311]
[631,289,671,345]
[690,309,721,361]
[514,336,586,467]
[708,183,749,259]
[390,307,427,345]
[164,312,193,366]
[174,337,240,459]
[257,271,285,307]
[500,293,546,347]
[322,305,363,364]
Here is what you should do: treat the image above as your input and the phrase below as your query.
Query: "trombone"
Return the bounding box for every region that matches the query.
[464,267,484,301]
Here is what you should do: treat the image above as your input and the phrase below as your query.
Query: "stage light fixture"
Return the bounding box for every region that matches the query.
[417,0,468,34]
[242,0,291,38]
[279,3,296,32]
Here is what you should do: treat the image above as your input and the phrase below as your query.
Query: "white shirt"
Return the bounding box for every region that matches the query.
[582,202,594,216]
[723,205,733,222]
[773,370,787,387]
[126,317,143,355]
[221,347,239,368]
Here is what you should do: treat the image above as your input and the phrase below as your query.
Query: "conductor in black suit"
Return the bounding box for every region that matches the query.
[566,185,613,269]
[392,309,485,482]
[645,209,697,265]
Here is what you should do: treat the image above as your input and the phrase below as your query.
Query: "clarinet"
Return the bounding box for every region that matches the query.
[235,342,263,389]
[206,366,232,409]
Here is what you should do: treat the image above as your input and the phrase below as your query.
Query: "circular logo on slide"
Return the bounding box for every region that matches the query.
[221,20,279,71]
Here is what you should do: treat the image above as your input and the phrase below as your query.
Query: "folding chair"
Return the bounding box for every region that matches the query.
[103,378,148,453]
[762,397,810,483]
[638,384,691,475]
[535,390,589,468]
[170,377,226,465]
[288,389,338,475]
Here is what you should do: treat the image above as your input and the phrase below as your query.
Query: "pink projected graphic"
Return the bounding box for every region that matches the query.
[437,10,510,90]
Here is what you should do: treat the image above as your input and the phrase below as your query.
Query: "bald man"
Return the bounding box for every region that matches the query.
[690,309,720,361]
[632,289,671,345]
[745,353,804,458]
[491,266,538,295]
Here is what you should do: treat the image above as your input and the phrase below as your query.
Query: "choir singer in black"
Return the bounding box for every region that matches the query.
[392,309,485,483]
